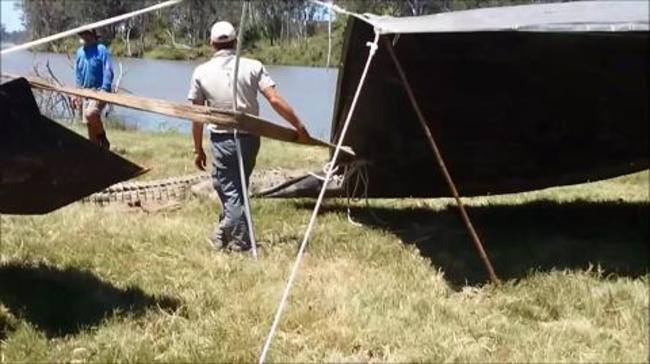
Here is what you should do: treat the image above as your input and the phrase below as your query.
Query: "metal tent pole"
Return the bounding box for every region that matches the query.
[382,36,500,285]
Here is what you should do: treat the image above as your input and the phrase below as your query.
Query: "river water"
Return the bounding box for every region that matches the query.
[0,48,338,140]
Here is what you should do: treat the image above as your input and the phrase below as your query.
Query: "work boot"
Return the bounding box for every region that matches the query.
[209,227,227,250]
[208,237,225,250]
[226,241,251,253]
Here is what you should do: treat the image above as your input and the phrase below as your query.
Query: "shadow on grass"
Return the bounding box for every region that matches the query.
[0,262,180,338]
[0,311,13,341]
[294,200,649,287]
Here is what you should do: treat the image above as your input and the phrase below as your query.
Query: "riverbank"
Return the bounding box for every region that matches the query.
[1,126,648,362]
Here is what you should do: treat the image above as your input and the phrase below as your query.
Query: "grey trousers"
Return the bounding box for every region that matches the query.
[209,133,260,246]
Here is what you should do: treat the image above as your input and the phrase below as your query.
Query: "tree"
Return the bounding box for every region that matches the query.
[20,0,73,39]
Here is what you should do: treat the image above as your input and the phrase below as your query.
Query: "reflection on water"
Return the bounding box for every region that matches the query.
[0,50,338,140]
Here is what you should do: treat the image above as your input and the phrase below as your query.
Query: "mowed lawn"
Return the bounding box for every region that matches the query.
[1,128,648,362]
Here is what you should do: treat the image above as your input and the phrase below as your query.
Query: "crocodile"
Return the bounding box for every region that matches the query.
[83,169,310,206]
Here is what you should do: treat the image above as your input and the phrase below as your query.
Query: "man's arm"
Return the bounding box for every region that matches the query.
[74,51,83,87]
[100,46,114,92]
[191,99,207,171]
[187,68,208,170]
[73,51,83,109]
[261,86,311,142]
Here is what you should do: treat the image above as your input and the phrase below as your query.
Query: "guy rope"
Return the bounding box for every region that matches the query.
[258,27,382,364]
[1,0,183,56]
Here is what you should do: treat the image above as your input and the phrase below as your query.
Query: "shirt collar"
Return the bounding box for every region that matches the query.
[213,49,235,58]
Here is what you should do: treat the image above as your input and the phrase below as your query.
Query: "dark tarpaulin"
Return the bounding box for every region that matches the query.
[328,4,649,198]
[0,78,147,214]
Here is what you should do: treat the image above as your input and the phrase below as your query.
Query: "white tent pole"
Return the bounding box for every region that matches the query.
[1,0,184,56]
[326,0,333,68]
[232,1,258,259]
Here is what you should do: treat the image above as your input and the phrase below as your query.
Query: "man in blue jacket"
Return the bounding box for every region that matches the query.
[73,29,113,149]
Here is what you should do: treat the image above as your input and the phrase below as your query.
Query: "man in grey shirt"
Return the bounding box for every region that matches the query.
[188,21,310,252]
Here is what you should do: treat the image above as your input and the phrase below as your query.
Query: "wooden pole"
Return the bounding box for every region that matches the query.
[382,36,500,285]
[2,74,353,154]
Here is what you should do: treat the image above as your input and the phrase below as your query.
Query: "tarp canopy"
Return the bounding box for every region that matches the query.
[365,1,649,33]
[0,78,147,214]
[328,1,649,198]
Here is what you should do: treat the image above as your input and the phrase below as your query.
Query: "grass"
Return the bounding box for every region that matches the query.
[0,127,648,362]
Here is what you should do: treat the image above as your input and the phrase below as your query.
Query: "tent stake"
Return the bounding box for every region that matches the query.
[382,36,500,285]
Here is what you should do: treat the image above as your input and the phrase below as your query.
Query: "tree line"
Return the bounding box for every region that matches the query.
[14,0,563,64]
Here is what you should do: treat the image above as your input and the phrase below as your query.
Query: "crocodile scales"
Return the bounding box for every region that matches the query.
[83,173,210,205]
[82,169,310,206]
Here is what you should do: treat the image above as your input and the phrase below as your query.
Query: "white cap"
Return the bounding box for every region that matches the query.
[210,21,236,44]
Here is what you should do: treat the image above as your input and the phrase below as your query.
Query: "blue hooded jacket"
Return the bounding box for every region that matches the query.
[75,43,113,91]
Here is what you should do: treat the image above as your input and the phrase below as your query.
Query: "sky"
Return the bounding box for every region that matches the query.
[1,0,24,32]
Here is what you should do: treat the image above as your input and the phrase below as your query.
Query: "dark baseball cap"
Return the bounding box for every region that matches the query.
[78,29,98,37]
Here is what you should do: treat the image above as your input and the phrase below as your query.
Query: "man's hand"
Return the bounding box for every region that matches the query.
[194,148,207,171]
[295,124,311,144]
